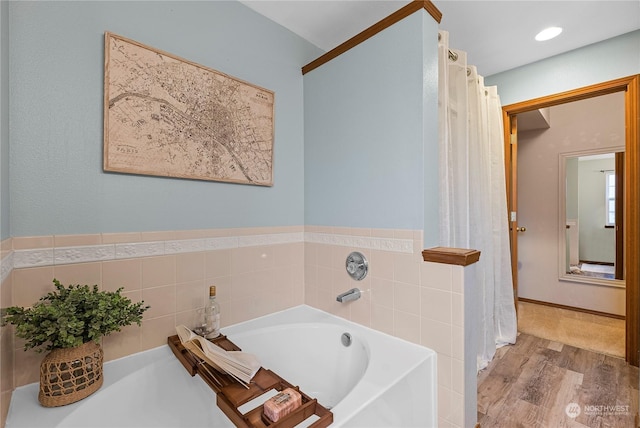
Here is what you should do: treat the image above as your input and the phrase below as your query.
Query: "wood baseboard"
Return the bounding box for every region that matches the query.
[518,297,625,320]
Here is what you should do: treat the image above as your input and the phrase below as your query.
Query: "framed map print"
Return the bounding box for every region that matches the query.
[103,32,275,186]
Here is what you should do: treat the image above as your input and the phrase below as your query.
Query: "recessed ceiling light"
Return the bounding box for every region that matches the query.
[535,27,563,41]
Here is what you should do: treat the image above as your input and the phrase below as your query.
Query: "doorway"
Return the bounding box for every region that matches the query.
[502,75,640,366]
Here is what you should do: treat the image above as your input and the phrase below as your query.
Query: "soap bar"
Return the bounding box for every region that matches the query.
[263,388,302,422]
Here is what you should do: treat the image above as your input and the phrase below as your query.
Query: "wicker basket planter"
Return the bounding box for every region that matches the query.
[39,341,104,407]
[2,280,149,407]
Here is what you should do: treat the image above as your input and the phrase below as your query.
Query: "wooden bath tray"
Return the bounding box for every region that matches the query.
[168,334,333,428]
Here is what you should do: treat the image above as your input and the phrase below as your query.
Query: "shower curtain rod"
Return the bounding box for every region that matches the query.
[438,33,459,62]
[448,50,470,76]
[439,34,469,75]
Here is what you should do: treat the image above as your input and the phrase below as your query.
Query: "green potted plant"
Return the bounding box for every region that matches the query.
[2,279,149,407]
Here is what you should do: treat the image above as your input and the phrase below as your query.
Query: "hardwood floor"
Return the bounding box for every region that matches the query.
[477,333,638,427]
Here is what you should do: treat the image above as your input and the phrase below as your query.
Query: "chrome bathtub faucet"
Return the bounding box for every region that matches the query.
[336,288,361,303]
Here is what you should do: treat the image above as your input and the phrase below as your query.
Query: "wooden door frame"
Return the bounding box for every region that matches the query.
[502,75,640,366]
[507,116,519,309]
[615,152,625,280]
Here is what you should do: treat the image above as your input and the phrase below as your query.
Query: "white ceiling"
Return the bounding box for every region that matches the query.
[240,0,640,76]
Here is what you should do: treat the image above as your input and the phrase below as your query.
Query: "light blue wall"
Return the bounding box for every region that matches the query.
[1,0,8,240]
[486,30,640,106]
[9,1,322,236]
[421,12,439,247]
[304,10,439,242]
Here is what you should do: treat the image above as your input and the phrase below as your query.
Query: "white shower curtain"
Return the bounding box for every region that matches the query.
[438,31,517,370]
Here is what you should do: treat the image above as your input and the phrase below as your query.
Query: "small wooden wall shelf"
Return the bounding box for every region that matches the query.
[168,334,333,428]
[422,246,481,266]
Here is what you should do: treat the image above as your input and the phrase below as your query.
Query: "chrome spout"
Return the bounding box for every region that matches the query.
[336,288,361,303]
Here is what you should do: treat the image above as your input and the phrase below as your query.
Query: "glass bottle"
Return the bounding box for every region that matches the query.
[204,285,220,339]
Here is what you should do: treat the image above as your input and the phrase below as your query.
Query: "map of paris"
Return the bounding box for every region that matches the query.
[104,33,274,186]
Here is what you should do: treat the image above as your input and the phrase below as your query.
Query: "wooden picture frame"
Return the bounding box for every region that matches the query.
[103,32,275,186]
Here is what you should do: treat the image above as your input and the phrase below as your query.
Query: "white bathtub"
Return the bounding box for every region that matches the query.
[6,305,436,427]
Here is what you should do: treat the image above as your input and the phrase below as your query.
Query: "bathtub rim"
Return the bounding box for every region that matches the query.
[221,304,437,426]
[6,304,437,428]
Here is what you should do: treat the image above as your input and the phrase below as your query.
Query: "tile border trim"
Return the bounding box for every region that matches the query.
[1,250,13,283]
[305,232,414,253]
[1,229,418,271]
